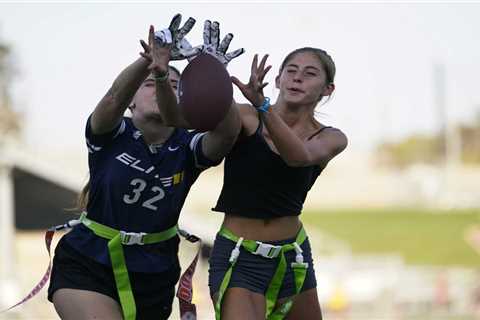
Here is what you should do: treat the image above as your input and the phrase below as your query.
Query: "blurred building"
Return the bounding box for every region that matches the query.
[0,102,81,310]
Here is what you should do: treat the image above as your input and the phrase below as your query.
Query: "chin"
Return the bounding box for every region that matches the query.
[284,96,307,105]
[286,93,318,105]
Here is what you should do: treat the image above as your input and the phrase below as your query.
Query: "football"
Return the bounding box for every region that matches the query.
[179,53,233,131]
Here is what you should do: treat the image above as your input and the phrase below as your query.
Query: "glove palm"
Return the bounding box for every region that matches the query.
[154,14,202,60]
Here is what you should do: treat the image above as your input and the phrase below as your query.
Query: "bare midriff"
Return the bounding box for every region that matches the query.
[222,214,302,242]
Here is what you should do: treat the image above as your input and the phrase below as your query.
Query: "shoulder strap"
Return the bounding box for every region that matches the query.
[307,126,333,141]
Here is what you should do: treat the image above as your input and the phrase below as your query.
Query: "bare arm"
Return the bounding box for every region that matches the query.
[154,74,187,126]
[261,110,347,166]
[90,57,150,135]
[201,100,241,162]
[146,25,187,127]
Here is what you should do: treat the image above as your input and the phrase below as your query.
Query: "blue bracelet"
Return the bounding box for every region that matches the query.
[257,97,271,113]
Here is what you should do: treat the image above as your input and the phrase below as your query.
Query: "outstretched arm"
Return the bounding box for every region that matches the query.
[150,14,197,128]
[90,56,150,135]
[197,20,245,162]
[200,101,241,163]
[146,23,185,127]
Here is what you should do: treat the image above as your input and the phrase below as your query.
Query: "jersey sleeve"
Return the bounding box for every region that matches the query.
[188,131,223,169]
[85,115,127,154]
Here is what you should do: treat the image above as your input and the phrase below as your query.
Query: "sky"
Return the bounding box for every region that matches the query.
[0,2,479,154]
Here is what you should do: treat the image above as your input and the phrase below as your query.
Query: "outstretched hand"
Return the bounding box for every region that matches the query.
[201,20,245,67]
[232,54,272,107]
[155,14,202,61]
[139,25,171,75]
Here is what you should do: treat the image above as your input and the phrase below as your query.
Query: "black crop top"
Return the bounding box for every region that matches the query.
[212,116,332,219]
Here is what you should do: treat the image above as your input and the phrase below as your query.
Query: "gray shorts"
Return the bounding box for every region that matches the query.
[208,232,317,299]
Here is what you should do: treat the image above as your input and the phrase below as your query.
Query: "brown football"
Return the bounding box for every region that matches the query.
[179,53,233,131]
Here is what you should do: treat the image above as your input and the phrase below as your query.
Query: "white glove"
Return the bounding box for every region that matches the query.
[154,14,202,60]
[201,20,245,67]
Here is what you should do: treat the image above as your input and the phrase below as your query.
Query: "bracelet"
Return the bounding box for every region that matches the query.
[154,70,169,82]
[257,97,271,113]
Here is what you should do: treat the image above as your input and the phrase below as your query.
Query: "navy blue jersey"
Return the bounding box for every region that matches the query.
[65,116,219,272]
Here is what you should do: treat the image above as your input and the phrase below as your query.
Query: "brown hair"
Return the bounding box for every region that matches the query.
[280,47,336,84]
[76,180,90,211]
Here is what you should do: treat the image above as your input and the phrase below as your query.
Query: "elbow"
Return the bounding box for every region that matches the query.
[283,153,314,167]
[283,147,335,167]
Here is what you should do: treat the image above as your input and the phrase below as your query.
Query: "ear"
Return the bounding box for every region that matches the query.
[275,75,280,89]
[321,83,335,97]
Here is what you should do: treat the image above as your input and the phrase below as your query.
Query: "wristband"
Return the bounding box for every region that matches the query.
[257,97,271,113]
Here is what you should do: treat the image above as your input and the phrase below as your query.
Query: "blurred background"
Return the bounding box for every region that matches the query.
[1,2,479,319]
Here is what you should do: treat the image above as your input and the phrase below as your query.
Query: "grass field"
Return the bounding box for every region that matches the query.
[302,207,480,267]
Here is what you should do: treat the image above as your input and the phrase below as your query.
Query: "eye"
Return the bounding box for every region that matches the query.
[306,72,317,76]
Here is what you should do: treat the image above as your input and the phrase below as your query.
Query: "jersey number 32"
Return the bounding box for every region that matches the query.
[123,178,165,211]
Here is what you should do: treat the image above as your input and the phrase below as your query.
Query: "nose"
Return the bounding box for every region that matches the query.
[292,71,302,82]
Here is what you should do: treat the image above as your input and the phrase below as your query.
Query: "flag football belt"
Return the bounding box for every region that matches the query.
[76,212,178,320]
[215,226,309,320]
[1,212,202,320]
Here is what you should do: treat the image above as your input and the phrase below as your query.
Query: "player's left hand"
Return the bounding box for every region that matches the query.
[201,20,245,67]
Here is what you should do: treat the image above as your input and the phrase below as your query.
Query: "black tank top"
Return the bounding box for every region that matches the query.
[212,116,332,219]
